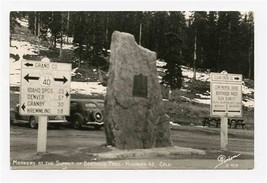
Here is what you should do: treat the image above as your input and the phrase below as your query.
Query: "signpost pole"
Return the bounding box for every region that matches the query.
[37,116,48,153]
[220,116,228,150]
[36,57,50,154]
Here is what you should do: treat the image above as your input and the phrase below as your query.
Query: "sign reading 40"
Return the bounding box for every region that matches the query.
[20,60,71,116]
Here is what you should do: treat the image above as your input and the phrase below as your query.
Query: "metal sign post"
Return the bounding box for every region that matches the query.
[20,58,71,153]
[210,72,242,150]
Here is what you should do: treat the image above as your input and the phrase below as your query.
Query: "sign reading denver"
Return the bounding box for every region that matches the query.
[20,61,71,116]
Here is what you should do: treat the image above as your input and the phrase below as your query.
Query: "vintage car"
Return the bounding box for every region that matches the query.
[10,104,67,129]
[66,99,104,130]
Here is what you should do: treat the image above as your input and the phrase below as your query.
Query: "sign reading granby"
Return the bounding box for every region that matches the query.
[20,60,71,116]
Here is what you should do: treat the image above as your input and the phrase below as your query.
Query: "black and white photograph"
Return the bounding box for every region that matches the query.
[1,0,266,183]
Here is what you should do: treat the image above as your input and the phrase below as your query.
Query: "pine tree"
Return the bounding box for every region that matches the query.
[247,12,254,79]
[162,33,183,91]
[206,11,219,71]
[73,12,88,67]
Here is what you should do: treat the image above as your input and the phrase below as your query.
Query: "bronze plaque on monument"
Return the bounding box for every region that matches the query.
[133,74,148,98]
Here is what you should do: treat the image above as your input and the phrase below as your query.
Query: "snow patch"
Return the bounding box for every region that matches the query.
[10,40,38,86]
[192,98,210,105]
[156,60,167,67]
[16,18,29,28]
[56,43,74,50]
[71,67,78,76]
[71,82,106,95]
[242,99,254,108]
[180,96,191,102]
[181,66,210,82]
[242,85,254,95]
[180,88,190,92]
[170,122,181,127]
[196,93,210,99]
[157,67,167,73]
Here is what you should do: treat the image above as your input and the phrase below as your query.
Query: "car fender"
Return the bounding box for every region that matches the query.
[10,108,19,121]
[73,113,84,122]
[29,116,36,122]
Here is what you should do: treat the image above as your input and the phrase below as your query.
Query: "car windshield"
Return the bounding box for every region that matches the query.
[85,102,97,108]
[97,102,104,109]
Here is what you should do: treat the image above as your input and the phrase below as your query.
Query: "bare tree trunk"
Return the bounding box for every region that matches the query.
[105,12,109,48]
[218,36,221,72]
[54,35,57,48]
[78,15,82,68]
[179,26,182,57]
[34,12,37,37]
[66,11,70,44]
[98,68,103,83]
[78,42,81,68]
[168,88,172,100]
[59,13,63,59]
[139,22,142,45]
[37,13,40,55]
[193,32,197,80]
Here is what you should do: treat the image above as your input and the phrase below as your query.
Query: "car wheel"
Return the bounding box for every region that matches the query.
[10,111,16,125]
[29,117,38,129]
[73,117,82,130]
[10,119,14,125]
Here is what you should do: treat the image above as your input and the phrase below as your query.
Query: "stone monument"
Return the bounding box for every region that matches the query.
[104,31,172,149]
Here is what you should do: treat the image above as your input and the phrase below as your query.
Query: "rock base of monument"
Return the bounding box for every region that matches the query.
[93,146,206,159]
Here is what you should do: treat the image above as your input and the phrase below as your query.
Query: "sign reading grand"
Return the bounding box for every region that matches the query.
[20,61,71,116]
[210,72,242,117]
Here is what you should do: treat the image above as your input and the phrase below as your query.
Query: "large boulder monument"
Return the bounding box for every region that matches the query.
[104,31,172,149]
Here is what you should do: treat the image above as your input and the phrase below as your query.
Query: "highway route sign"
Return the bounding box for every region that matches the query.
[210,72,242,117]
[20,60,71,116]
[210,72,242,84]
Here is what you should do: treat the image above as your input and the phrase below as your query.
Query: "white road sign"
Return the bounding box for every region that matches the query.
[20,61,71,116]
[210,73,242,117]
[211,73,242,83]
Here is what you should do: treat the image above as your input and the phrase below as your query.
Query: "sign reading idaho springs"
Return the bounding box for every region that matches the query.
[20,61,71,116]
